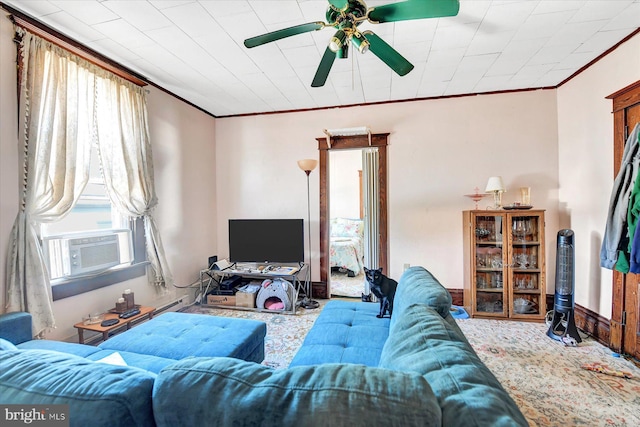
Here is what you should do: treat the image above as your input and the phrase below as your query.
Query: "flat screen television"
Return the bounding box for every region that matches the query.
[228,219,304,264]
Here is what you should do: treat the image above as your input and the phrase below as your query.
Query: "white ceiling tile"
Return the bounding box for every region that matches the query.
[199,1,253,18]
[50,0,119,25]
[89,38,142,63]
[161,2,228,40]
[426,47,466,67]
[527,43,578,66]
[38,11,106,42]
[93,19,156,50]
[546,20,608,47]
[601,2,640,31]
[466,31,516,55]
[552,51,598,70]
[3,0,635,116]
[431,22,479,50]
[103,1,173,31]
[574,28,637,54]
[512,11,575,41]
[148,1,197,11]
[512,63,555,81]
[531,1,585,15]
[249,1,305,26]
[5,0,61,16]
[568,0,633,23]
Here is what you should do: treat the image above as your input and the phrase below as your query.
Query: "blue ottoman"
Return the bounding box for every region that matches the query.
[289,300,390,367]
[98,312,267,363]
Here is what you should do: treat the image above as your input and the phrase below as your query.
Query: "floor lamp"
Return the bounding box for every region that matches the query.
[297,159,320,309]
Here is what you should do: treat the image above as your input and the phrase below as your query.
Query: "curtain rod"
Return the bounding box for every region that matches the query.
[8,13,147,87]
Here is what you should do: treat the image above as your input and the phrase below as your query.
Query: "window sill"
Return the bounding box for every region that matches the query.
[51,262,149,301]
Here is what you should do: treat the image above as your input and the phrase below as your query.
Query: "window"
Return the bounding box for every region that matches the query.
[42,145,147,300]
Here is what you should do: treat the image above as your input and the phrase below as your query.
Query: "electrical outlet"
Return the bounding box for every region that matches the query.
[403,263,410,271]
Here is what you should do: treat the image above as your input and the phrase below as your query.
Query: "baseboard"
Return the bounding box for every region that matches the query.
[312,281,328,299]
[448,288,464,306]
[574,303,610,346]
[451,289,610,348]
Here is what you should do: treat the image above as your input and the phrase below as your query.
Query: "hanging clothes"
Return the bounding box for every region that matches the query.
[627,125,640,273]
[601,123,640,270]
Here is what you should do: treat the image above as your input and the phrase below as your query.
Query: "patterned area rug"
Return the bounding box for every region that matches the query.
[456,318,640,427]
[183,302,640,427]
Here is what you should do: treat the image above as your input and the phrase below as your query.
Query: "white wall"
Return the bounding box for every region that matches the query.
[0,12,217,340]
[215,89,560,291]
[557,33,640,318]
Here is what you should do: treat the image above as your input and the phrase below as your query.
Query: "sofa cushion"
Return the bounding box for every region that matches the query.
[153,357,441,427]
[17,339,103,358]
[0,338,18,351]
[393,267,452,325]
[0,312,33,345]
[289,300,389,367]
[0,349,156,427]
[379,304,528,427]
[98,312,266,363]
[86,350,176,374]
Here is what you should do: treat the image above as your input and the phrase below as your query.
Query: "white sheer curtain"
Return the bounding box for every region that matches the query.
[95,74,173,287]
[6,29,95,335]
[6,28,172,336]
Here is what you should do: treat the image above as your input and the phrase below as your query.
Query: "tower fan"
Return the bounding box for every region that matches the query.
[547,229,582,344]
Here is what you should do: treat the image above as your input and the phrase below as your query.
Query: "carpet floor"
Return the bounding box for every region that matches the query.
[184,301,640,427]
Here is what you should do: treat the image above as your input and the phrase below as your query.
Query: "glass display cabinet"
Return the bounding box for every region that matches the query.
[463,210,546,320]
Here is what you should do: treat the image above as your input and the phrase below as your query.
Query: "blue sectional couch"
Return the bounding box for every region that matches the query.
[0,266,528,427]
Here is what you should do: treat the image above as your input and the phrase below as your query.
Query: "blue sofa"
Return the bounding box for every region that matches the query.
[0,267,528,426]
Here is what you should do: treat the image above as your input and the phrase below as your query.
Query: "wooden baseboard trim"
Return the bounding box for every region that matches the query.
[574,304,610,346]
[313,281,328,300]
[448,288,464,307]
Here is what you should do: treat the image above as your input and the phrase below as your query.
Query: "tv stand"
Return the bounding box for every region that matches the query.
[199,262,309,314]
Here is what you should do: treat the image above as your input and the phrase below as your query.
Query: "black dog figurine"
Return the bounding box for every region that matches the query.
[364,267,397,318]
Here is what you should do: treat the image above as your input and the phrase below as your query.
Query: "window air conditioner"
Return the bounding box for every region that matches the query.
[43,229,133,279]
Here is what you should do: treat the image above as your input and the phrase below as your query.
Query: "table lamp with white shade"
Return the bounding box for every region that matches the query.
[485,176,506,210]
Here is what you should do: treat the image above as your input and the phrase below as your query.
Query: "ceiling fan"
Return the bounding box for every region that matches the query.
[244,0,460,87]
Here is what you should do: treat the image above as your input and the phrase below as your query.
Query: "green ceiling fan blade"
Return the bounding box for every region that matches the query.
[364,31,414,76]
[244,22,325,48]
[327,0,348,10]
[368,0,460,23]
[312,46,337,87]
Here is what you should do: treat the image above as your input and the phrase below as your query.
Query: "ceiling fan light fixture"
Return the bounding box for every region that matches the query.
[329,30,346,52]
[351,32,369,54]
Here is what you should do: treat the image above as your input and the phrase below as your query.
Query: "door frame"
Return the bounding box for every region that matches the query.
[607,80,640,357]
[315,133,389,298]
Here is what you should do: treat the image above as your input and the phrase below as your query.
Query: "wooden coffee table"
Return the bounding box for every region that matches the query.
[73,306,155,344]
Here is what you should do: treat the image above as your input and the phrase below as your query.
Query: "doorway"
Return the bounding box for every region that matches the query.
[315,133,389,299]
[327,149,365,297]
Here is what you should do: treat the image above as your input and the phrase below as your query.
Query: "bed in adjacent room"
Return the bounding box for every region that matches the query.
[329,217,364,276]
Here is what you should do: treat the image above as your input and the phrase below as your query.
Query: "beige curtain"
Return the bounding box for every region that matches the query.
[6,29,95,335]
[6,28,172,336]
[95,75,173,287]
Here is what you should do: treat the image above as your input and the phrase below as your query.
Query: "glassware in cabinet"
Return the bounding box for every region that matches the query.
[507,212,545,319]
[465,213,507,317]
[464,210,545,320]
